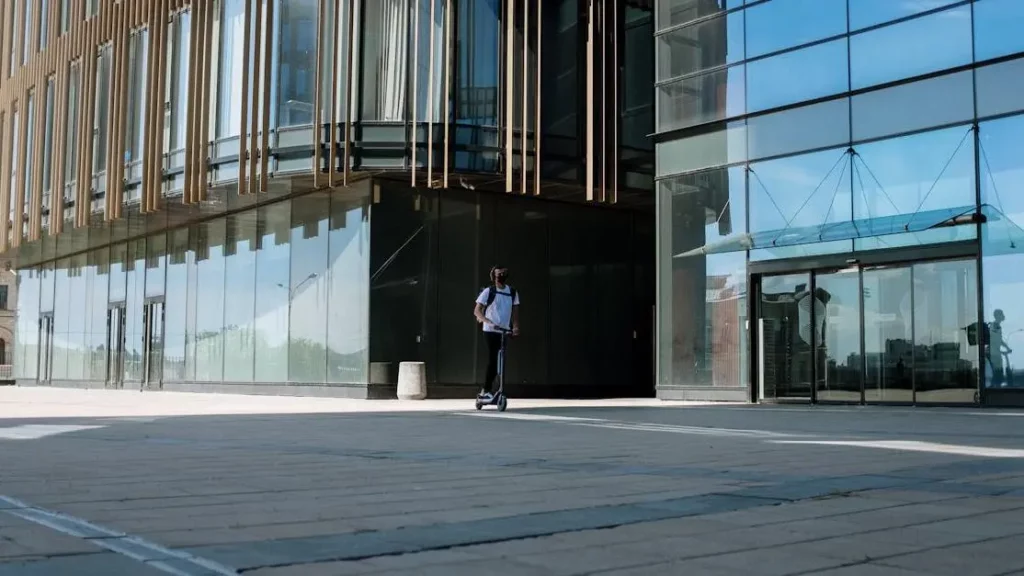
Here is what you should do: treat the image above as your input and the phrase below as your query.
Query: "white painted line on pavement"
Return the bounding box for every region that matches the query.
[0,424,104,439]
[462,413,606,423]
[460,412,803,438]
[771,440,1024,458]
[0,495,237,575]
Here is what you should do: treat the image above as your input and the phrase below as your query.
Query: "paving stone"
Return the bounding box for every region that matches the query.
[0,552,167,576]
[686,548,849,576]
[808,563,932,575]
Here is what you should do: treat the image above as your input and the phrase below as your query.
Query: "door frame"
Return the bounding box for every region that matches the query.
[747,241,979,405]
[142,298,165,390]
[37,313,54,385]
[106,302,127,389]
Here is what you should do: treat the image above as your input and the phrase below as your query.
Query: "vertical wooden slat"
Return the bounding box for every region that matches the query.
[52,63,66,234]
[0,110,8,252]
[442,0,451,189]
[520,0,527,196]
[197,0,214,201]
[183,0,201,204]
[533,0,541,197]
[154,0,170,212]
[237,0,252,195]
[258,0,273,193]
[606,0,614,203]
[342,0,354,186]
[600,0,606,203]
[426,0,436,187]
[504,0,513,193]
[312,0,323,188]
[328,0,341,186]
[15,91,28,244]
[585,0,594,202]
[248,0,264,194]
[410,0,418,187]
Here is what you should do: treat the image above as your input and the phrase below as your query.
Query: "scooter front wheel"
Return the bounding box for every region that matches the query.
[497,395,508,412]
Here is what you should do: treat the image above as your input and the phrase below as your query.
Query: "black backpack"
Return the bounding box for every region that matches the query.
[483,285,517,311]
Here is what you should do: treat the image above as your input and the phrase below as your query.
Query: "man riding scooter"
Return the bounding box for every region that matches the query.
[473,265,520,402]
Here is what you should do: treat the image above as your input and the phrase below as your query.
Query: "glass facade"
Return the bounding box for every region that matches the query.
[6,0,656,399]
[656,0,1024,405]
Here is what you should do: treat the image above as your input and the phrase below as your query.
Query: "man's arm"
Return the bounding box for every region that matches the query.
[511,305,520,335]
[474,302,489,325]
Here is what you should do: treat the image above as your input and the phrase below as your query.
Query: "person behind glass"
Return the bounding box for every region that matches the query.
[473,265,520,400]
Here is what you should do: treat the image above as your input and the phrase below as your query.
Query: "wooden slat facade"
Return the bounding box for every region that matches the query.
[0,0,628,255]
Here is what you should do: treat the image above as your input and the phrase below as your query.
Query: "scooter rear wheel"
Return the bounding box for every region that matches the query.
[475,401,483,410]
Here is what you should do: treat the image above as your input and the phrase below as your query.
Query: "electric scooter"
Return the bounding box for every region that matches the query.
[476,326,511,412]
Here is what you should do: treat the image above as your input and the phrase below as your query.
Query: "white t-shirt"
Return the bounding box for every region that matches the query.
[476,286,520,333]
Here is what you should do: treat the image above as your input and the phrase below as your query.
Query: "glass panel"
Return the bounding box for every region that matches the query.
[655,122,746,176]
[850,5,972,91]
[145,233,166,298]
[913,260,979,404]
[146,302,165,385]
[656,11,743,81]
[656,65,745,131]
[849,0,959,32]
[168,11,191,152]
[124,240,146,382]
[749,147,852,260]
[659,166,749,390]
[657,0,733,31]
[254,201,291,382]
[747,97,850,160]
[22,91,34,221]
[853,125,976,251]
[745,0,846,58]
[272,0,318,128]
[327,192,370,383]
[456,0,500,126]
[67,255,87,380]
[60,0,70,35]
[976,58,1024,120]
[851,71,973,143]
[64,62,80,193]
[88,249,109,381]
[8,0,18,76]
[974,0,1024,62]
[7,107,17,235]
[360,0,409,121]
[93,45,112,176]
[224,212,256,382]
[51,259,69,380]
[216,0,245,138]
[125,29,149,165]
[815,269,862,401]
[42,77,55,221]
[194,219,226,382]
[39,0,49,49]
[746,39,848,113]
[413,0,447,124]
[863,266,914,402]
[14,268,40,380]
[980,114,1024,390]
[163,228,190,381]
[20,0,30,64]
[759,273,813,400]
[288,194,329,383]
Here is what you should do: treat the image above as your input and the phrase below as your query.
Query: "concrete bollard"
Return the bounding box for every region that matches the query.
[397,362,427,400]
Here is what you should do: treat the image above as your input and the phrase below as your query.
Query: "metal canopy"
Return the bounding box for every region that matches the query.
[674,205,987,259]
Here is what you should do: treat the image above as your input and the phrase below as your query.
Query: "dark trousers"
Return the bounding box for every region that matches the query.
[483,331,504,392]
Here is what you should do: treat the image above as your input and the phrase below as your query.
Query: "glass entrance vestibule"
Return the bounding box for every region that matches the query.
[753,256,985,405]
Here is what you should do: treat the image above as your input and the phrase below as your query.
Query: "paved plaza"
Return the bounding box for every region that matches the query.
[1,388,1024,575]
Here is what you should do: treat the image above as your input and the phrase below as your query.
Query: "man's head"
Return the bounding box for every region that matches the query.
[490,265,509,287]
